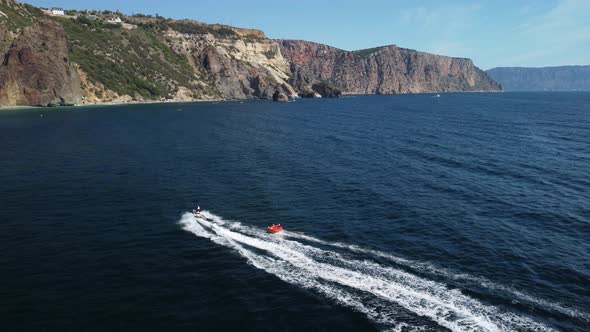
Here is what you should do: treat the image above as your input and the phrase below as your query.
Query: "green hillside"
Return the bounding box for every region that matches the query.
[0,1,42,31]
[53,16,207,99]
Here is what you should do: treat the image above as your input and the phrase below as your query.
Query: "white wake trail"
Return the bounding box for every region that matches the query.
[180,212,414,331]
[180,211,559,332]
[200,214,587,321]
[285,231,589,322]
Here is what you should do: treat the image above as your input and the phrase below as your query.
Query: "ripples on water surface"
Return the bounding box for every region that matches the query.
[1,93,589,331]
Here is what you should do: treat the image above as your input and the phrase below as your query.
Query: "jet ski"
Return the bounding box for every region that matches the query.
[268,224,284,234]
[193,206,202,218]
[193,207,215,221]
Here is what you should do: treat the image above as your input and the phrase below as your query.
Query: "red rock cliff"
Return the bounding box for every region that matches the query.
[280,40,501,94]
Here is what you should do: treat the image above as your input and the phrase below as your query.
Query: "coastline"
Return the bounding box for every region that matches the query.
[0,98,225,111]
[0,105,43,111]
[0,90,512,111]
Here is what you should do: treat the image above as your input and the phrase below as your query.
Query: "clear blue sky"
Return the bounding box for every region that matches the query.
[24,0,590,69]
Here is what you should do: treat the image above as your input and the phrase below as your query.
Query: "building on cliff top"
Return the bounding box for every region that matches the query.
[107,16,122,24]
[50,7,64,16]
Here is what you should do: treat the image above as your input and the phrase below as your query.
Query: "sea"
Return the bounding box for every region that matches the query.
[1,92,589,332]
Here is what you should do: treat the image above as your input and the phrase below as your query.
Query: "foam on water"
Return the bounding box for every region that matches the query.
[219,219,587,322]
[197,215,587,322]
[180,211,572,331]
[284,232,589,321]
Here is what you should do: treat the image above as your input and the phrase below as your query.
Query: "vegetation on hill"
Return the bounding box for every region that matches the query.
[52,16,205,99]
[352,46,386,58]
[168,21,237,38]
[137,19,253,40]
[0,1,43,31]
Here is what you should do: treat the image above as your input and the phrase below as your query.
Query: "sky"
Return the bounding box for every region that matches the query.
[24,0,590,69]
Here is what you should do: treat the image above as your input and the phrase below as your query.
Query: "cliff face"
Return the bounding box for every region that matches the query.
[0,1,501,107]
[0,24,11,56]
[486,66,590,91]
[0,19,81,106]
[163,29,296,100]
[280,40,501,94]
[53,15,296,103]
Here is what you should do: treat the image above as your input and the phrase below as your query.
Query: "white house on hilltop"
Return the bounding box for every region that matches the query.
[107,16,122,23]
[50,7,65,16]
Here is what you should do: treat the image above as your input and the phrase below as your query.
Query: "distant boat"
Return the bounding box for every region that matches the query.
[434,94,441,98]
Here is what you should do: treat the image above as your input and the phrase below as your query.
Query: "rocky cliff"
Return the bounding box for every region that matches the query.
[54,16,296,103]
[486,66,590,91]
[0,19,81,106]
[161,25,296,100]
[0,0,80,106]
[280,40,501,94]
[0,1,501,107]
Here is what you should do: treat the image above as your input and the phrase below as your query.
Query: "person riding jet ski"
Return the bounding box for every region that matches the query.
[193,206,201,217]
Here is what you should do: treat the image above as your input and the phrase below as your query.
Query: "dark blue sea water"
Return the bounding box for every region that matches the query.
[1,93,589,331]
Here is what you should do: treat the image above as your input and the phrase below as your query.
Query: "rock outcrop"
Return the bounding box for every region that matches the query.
[280,40,501,94]
[486,66,590,91]
[312,82,341,98]
[272,89,288,102]
[0,24,12,56]
[0,19,81,106]
[164,29,296,100]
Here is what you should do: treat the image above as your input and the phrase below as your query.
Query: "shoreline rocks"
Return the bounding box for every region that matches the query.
[272,89,289,102]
